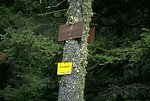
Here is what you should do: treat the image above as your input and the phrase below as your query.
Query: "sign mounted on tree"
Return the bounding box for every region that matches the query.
[57,62,73,75]
[58,21,83,41]
[88,27,95,44]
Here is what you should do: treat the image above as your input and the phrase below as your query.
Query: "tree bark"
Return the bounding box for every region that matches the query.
[58,0,93,101]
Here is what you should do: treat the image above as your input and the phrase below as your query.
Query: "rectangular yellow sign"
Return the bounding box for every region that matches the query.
[57,62,73,75]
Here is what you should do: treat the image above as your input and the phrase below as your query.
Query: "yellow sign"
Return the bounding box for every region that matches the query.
[57,62,73,75]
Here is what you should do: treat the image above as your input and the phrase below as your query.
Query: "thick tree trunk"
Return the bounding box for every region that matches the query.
[58,0,93,101]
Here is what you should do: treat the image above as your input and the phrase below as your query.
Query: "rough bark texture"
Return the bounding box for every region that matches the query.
[58,0,93,101]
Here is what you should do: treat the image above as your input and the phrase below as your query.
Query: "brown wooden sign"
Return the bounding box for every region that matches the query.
[58,21,83,41]
[88,27,95,44]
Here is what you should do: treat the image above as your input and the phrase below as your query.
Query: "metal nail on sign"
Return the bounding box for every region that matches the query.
[58,21,83,41]
[57,62,73,75]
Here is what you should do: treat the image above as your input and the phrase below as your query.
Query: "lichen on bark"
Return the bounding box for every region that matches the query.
[58,0,93,101]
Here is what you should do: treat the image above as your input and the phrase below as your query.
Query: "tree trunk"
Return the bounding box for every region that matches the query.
[58,0,93,101]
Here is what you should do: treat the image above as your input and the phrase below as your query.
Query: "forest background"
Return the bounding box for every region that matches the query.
[0,0,150,101]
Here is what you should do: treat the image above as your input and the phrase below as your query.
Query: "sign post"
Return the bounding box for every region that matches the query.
[58,0,93,101]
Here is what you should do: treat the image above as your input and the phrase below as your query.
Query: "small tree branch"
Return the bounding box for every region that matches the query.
[37,9,67,16]
[45,0,66,8]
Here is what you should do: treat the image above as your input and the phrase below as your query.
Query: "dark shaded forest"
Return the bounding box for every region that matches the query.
[0,0,150,101]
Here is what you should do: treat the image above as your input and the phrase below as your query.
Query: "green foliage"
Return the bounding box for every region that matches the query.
[0,4,63,100]
[85,0,150,100]
[130,28,150,62]
[13,0,43,14]
[86,29,150,101]
[0,5,13,35]
[0,25,62,100]
[0,26,62,100]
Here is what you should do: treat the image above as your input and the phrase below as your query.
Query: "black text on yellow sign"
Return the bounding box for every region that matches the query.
[57,62,73,75]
